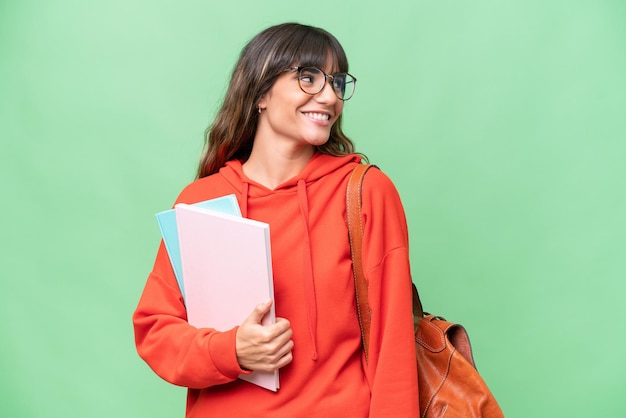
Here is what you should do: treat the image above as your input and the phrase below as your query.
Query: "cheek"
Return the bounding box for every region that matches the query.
[335,102,344,118]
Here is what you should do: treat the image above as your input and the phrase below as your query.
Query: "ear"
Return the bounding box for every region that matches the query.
[257,94,267,112]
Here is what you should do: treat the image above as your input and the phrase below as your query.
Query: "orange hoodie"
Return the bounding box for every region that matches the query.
[133,153,418,417]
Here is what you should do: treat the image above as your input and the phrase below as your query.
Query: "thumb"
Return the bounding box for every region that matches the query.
[245,300,272,325]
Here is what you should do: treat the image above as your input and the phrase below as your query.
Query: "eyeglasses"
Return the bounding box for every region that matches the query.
[285,66,357,101]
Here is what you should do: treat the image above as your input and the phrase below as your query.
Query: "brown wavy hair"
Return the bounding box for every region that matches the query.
[196,22,363,178]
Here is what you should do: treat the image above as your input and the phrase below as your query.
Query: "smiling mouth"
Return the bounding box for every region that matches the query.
[303,112,330,121]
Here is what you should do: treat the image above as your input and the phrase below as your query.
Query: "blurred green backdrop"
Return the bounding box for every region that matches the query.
[1,0,625,417]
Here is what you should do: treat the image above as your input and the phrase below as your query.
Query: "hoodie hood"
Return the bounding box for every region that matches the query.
[218,152,361,360]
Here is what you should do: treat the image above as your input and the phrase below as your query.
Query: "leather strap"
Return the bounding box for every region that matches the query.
[346,163,374,363]
[347,164,427,363]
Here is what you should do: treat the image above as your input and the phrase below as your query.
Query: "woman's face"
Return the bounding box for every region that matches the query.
[255,64,344,150]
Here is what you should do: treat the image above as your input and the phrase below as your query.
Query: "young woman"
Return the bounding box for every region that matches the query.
[133,22,418,417]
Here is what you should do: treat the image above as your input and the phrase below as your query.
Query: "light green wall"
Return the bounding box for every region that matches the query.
[1,1,624,417]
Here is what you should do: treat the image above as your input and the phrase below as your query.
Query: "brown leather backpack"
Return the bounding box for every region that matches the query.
[347,164,504,417]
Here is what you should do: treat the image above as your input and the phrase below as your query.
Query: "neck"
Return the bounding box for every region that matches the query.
[242,143,316,190]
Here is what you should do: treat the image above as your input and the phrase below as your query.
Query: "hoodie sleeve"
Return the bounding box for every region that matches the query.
[360,169,420,417]
[132,241,248,389]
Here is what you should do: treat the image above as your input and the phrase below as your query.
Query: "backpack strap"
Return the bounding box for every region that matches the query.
[346,163,375,362]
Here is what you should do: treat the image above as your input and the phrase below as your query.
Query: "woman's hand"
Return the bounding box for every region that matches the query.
[235,300,294,372]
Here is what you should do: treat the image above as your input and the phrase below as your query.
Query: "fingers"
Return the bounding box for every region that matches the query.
[236,302,294,372]
[261,340,294,371]
[267,339,294,370]
[272,317,292,339]
[272,333,294,363]
[243,300,273,326]
[261,319,293,354]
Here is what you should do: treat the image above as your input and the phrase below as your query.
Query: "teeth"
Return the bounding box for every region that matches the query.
[304,112,330,121]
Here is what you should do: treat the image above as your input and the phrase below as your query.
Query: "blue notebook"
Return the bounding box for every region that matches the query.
[156,194,242,300]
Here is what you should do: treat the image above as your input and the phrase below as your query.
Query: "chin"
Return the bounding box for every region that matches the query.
[302,132,332,147]
[306,137,330,147]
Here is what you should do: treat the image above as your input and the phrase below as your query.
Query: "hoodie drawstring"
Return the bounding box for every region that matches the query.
[297,179,319,360]
[240,182,249,218]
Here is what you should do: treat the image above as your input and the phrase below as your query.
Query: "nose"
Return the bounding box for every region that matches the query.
[315,78,338,104]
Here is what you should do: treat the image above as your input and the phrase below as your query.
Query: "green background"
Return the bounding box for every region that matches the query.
[1,1,624,417]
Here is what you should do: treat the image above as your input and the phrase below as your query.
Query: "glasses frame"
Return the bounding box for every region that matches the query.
[284,66,357,101]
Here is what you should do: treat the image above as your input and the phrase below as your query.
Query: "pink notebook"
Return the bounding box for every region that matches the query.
[175,203,278,391]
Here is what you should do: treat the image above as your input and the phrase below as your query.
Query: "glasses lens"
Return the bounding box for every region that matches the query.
[332,73,356,101]
[298,67,325,94]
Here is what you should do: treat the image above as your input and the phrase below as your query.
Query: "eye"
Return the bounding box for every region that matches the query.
[300,75,314,85]
[332,73,346,85]
[299,68,322,86]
